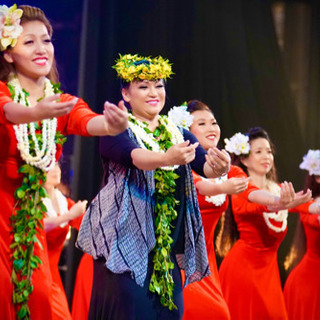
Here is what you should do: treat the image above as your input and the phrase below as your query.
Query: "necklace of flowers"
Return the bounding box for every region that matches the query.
[202,175,228,207]
[128,113,184,170]
[9,76,57,171]
[128,113,183,310]
[8,76,66,319]
[262,181,288,233]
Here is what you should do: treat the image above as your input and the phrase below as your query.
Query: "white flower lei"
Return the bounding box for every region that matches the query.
[128,114,184,170]
[262,181,288,233]
[9,76,57,171]
[202,175,228,206]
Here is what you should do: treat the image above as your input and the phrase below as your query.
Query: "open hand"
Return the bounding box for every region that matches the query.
[103,100,128,136]
[278,182,312,209]
[69,200,88,220]
[34,94,77,119]
[223,177,250,194]
[164,140,199,166]
[205,147,231,177]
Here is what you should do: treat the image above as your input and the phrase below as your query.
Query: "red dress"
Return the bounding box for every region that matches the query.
[0,81,97,320]
[283,212,320,320]
[45,193,82,320]
[71,252,93,320]
[183,165,245,320]
[219,182,289,320]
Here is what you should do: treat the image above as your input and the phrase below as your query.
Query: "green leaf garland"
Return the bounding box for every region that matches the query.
[129,115,180,310]
[9,81,65,319]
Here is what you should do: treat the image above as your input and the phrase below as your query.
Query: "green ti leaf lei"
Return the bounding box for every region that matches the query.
[9,82,66,320]
[129,115,180,310]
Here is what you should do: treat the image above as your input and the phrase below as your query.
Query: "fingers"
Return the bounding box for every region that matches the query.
[38,96,77,118]
[166,140,198,165]
[103,101,128,135]
[206,147,231,176]
[117,100,127,111]
[296,189,312,202]
[179,142,198,163]
[43,94,61,102]
[280,181,296,203]
[229,177,250,193]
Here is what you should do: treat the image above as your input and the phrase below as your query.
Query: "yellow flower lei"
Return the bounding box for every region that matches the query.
[112,54,174,82]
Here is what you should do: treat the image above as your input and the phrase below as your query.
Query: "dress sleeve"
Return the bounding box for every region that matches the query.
[99,130,139,167]
[232,181,268,215]
[300,212,320,227]
[289,200,313,215]
[228,165,247,179]
[192,171,202,184]
[183,128,207,176]
[0,81,14,125]
[58,94,99,136]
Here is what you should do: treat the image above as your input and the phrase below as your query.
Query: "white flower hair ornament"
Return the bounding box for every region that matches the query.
[224,132,250,155]
[167,105,194,129]
[0,4,23,51]
[299,149,320,176]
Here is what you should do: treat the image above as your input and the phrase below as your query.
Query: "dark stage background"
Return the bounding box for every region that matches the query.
[4,0,320,308]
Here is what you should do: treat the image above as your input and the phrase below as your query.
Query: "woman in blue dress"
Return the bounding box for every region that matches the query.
[77,54,231,319]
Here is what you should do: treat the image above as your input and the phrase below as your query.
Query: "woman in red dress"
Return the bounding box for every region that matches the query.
[218,128,319,320]
[283,150,320,320]
[43,163,87,320]
[182,100,249,320]
[0,4,127,319]
[71,252,93,320]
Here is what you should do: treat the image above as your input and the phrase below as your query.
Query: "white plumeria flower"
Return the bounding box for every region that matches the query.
[0,4,23,51]
[167,105,193,129]
[0,12,5,30]
[224,132,250,156]
[299,149,320,176]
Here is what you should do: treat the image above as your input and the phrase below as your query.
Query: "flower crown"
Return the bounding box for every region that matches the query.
[224,132,250,155]
[167,103,193,129]
[299,149,320,176]
[0,4,23,51]
[112,53,173,82]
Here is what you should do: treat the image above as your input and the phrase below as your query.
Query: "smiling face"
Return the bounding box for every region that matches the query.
[241,137,274,177]
[121,79,166,122]
[189,109,221,150]
[4,20,54,82]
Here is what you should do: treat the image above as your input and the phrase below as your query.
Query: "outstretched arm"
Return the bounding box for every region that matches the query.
[196,176,250,196]
[131,140,198,171]
[248,181,312,211]
[44,200,87,232]
[3,94,77,124]
[86,100,128,136]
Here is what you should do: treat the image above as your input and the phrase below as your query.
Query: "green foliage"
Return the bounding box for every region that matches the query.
[9,77,66,318]
[11,164,47,319]
[129,115,180,310]
[149,167,179,310]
